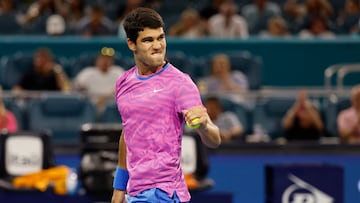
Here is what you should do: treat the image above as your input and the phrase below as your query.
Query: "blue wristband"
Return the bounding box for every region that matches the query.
[113,166,129,190]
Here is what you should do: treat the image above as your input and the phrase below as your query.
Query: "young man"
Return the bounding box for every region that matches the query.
[111,7,221,203]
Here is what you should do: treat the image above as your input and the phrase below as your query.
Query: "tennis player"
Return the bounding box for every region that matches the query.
[111,7,221,203]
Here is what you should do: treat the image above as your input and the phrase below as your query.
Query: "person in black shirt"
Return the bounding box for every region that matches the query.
[13,47,71,92]
[282,89,325,141]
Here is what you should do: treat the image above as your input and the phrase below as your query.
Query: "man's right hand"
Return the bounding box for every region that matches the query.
[111,189,126,203]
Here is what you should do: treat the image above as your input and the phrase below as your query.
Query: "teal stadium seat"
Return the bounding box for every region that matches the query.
[166,51,196,79]
[101,101,122,124]
[323,96,351,137]
[252,97,296,140]
[0,13,22,35]
[26,93,97,144]
[219,97,252,137]
[0,53,33,90]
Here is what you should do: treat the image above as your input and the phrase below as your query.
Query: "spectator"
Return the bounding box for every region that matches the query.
[169,8,207,38]
[0,0,22,34]
[204,96,244,143]
[116,0,145,38]
[12,47,71,92]
[283,0,334,33]
[259,15,292,38]
[208,0,249,39]
[200,0,225,20]
[298,14,336,38]
[0,87,18,133]
[74,47,124,112]
[76,4,116,36]
[116,0,145,24]
[18,0,63,31]
[241,0,282,35]
[197,53,249,95]
[46,14,66,36]
[282,89,325,141]
[336,0,360,34]
[55,0,86,33]
[337,85,360,144]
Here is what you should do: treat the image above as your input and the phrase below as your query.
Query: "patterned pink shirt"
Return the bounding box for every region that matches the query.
[115,63,202,202]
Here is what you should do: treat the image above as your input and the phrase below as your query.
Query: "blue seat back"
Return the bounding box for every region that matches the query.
[27,93,97,144]
[0,53,33,90]
[323,96,351,137]
[220,98,252,135]
[101,101,122,124]
[253,97,296,139]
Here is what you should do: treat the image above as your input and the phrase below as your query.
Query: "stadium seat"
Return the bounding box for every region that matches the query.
[0,52,33,90]
[166,51,196,77]
[252,97,296,140]
[101,101,122,124]
[26,93,97,144]
[0,13,22,35]
[219,97,252,136]
[323,95,351,137]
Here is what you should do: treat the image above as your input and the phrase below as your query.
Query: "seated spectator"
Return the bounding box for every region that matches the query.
[74,47,124,112]
[169,8,207,38]
[46,14,66,36]
[283,0,334,33]
[18,0,63,34]
[200,0,225,21]
[0,0,22,34]
[76,4,116,36]
[298,15,336,39]
[336,0,360,34]
[241,0,282,35]
[12,47,71,92]
[54,0,86,33]
[0,87,18,133]
[204,96,244,143]
[259,15,292,38]
[282,89,325,141]
[197,53,249,95]
[337,85,360,144]
[116,0,145,38]
[208,0,249,39]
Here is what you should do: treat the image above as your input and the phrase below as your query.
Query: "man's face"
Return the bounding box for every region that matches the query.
[33,52,49,72]
[130,27,166,69]
[96,55,113,72]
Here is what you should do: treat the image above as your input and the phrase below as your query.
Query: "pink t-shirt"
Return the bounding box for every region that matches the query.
[337,107,360,141]
[115,63,202,202]
[0,110,18,133]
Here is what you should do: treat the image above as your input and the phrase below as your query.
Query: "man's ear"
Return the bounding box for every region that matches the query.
[127,38,136,52]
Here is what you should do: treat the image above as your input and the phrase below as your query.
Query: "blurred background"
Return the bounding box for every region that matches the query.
[0,0,360,203]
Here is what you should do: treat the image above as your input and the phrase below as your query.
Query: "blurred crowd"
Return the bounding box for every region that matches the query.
[0,0,359,38]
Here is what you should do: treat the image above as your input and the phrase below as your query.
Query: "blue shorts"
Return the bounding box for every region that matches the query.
[126,188,188,203]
